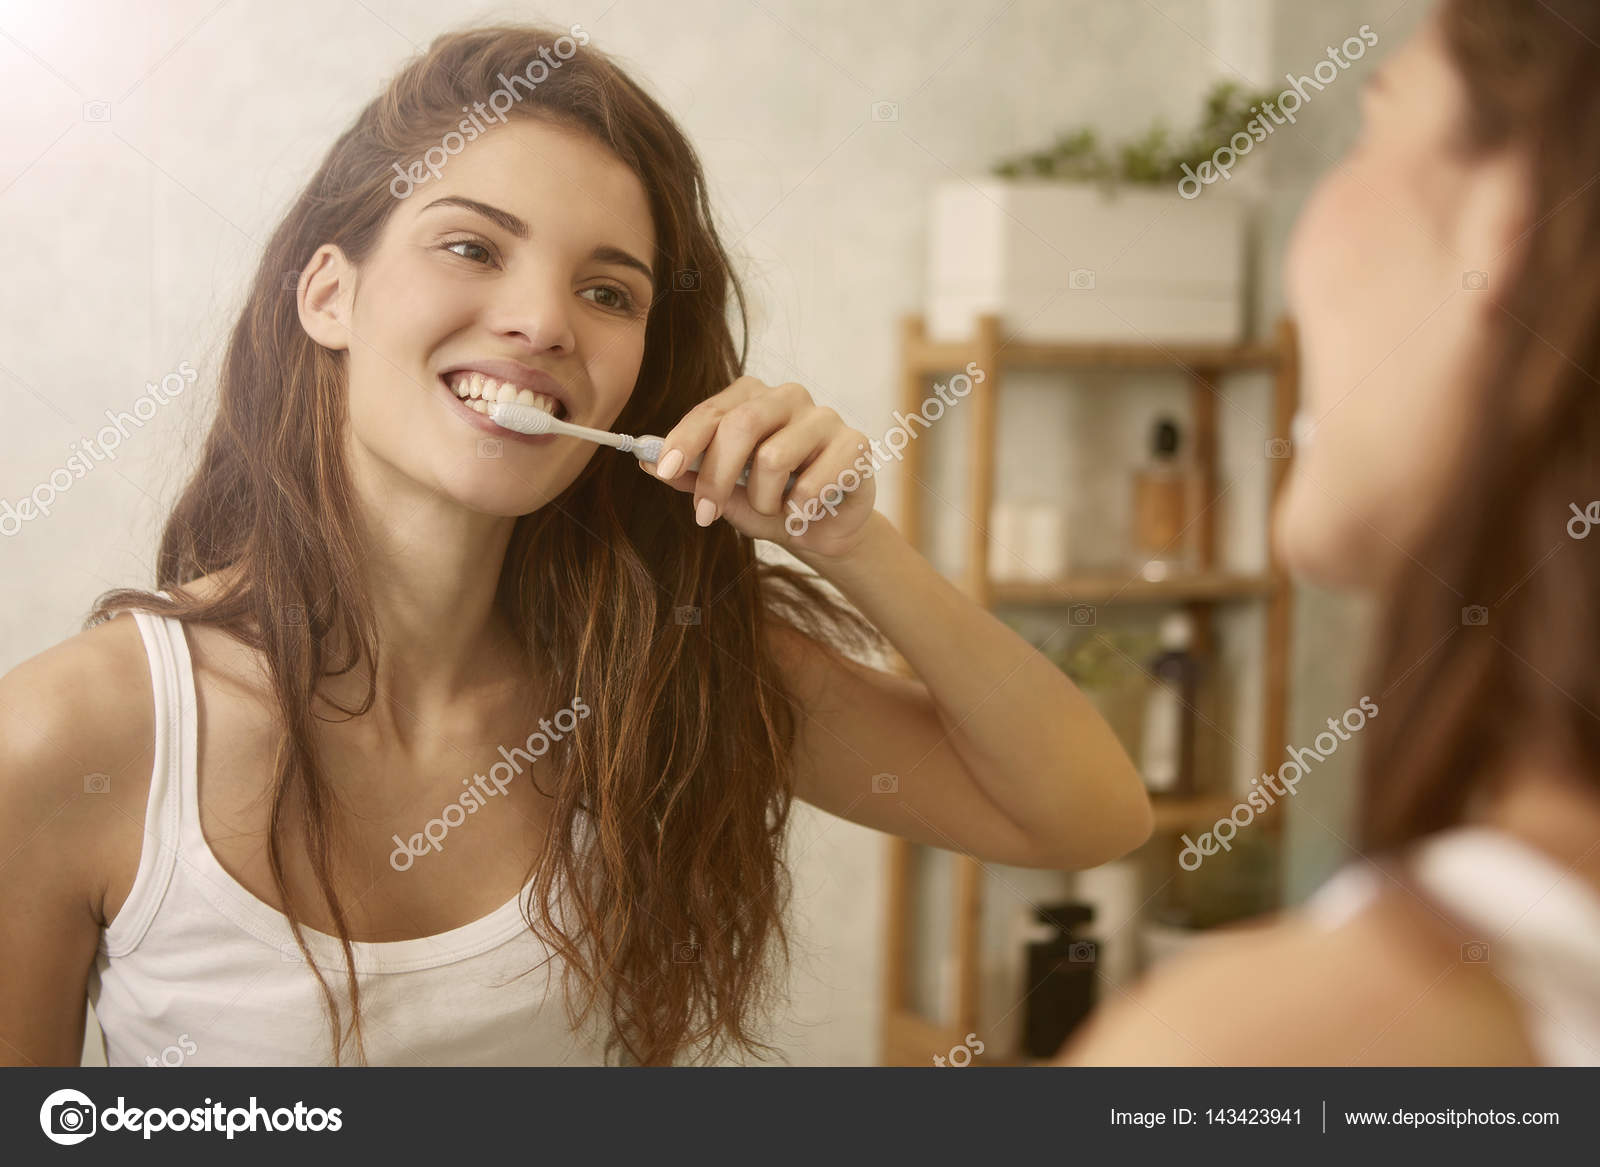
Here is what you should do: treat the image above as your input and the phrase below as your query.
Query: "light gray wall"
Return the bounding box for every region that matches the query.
[2,0,1423,1066]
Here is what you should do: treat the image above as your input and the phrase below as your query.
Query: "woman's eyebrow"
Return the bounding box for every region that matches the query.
[422,194,529,238]
[420,195,655,287]
[590,244,655,289]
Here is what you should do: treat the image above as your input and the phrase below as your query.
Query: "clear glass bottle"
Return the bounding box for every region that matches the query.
[1131,416,1196,578]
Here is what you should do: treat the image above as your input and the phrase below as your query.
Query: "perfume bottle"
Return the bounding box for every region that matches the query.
[1131,416,1196,577]
[1019,901,1099,1058]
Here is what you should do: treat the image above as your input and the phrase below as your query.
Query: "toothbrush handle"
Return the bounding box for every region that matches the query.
[634,435,797,492]
[699,455,794,491]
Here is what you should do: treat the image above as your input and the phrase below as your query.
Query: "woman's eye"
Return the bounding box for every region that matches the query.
[581,285,638,313]
[441,238,495,265]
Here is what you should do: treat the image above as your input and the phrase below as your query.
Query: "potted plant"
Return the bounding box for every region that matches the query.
[926,83,1275,345]
[1002,619,1156,748]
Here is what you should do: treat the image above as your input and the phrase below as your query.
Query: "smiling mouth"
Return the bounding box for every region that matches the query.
[442,370,569,421]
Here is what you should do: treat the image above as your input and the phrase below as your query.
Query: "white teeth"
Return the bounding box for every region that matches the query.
[445,371,563,417]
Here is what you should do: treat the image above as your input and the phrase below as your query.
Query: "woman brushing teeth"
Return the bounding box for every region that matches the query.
[445,365,568,433]
[0,25,1150,1069]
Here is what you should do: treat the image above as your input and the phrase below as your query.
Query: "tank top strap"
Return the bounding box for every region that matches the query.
[152,597,209,865]
[1406,826,1600,971]
[1306,826,1600,1065]
[101,603,193,957]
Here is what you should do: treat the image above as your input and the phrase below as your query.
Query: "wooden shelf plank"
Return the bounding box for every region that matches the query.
[990,572,1277,606]
[881,1009,968,1067]
[1009,339,1280,370]
[909,336,1280,374]
[1149,794,1239,834]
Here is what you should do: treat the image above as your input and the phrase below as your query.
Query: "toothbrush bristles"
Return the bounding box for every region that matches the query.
[488,400,555,435]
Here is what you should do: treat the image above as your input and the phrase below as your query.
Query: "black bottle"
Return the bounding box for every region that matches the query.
[1020,901,1099,1058]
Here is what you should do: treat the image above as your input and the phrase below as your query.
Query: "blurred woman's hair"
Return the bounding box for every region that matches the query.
[1359,0,1600,851]
[89,23,880,1065]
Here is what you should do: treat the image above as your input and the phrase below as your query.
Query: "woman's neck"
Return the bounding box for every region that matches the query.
[315,476,529,734]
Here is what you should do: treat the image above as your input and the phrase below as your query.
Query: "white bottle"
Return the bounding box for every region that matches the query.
[1140,612,1197,795]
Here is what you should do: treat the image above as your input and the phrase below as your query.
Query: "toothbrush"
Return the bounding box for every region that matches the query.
[488,400,796,491]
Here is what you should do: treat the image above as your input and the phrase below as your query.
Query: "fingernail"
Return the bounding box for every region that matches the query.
[657,449,684,479]
[695,498,717,527]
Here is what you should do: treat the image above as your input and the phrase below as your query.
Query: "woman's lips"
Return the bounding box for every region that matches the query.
[437,375,559,446]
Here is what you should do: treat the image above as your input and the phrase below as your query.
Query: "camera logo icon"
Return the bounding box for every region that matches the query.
[1069,268,1096,291]
[82,101,111,122]
[84,772,110,794]
[477,437,503,459]
[1265,437,1292,459]
[1069,604,1097,627]
[1461,941,1490,963]
[1462,271,1489,291]
[1068,940,1098,964]
[871,772,899,794]
[1461,605,1489,626]
[673,940,700,963]
[674,269,700,291]
[40,1088,97,1145]
[673,605,701,626]
[871,100,899,122]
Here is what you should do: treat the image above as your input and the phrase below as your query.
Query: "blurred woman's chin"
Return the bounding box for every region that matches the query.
[1272,490,1367,592]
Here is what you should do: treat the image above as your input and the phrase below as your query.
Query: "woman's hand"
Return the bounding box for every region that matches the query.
[640,376,878,560]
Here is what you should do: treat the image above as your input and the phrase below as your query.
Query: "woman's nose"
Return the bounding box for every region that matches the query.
[492,277,577,354]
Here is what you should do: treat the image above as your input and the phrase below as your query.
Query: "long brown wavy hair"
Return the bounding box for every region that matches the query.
[1357,0,1600,852]
[89,23,881,1066]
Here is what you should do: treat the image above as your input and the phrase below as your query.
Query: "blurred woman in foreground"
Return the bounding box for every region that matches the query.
[1063,0,1600,1065]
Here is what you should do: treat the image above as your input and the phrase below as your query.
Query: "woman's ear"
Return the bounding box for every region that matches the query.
[296,243,354,352]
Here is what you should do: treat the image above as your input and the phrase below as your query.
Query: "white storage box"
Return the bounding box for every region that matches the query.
[927,179,1246,344]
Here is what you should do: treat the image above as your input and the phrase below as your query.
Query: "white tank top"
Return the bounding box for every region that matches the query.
[1305,825,1600,1066]
[86,607,613,1066]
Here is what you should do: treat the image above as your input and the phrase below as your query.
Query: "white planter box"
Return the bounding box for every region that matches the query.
[926,179,1247,344]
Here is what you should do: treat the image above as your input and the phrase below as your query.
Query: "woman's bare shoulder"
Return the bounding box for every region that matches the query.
[1059,881,1537,1066]
[0,610,159,920]
[0,611,157,775]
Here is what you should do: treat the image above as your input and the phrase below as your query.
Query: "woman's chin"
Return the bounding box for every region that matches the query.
[1273,489,1374,593]
[471,492,557,520]
[431,474,561,520]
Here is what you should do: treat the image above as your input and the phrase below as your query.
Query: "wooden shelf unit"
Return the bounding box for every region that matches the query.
[989,572,1276,606]
[880,314,1300,1067]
